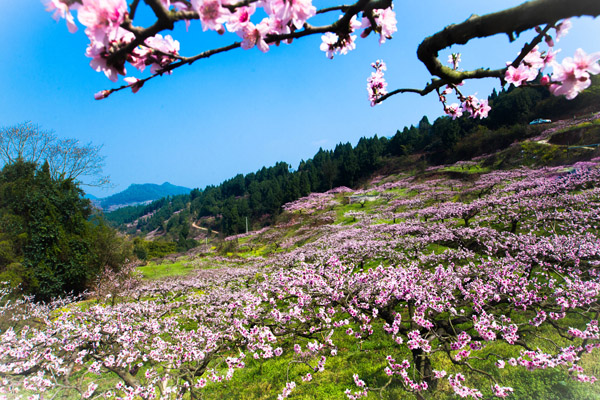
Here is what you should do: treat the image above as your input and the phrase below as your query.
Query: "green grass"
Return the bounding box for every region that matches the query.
[136,259,196,280]
[437,164,489,174]
[195,310,600,400]
[200,323,414,399]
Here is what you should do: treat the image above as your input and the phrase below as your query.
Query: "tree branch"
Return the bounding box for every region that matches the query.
[416,0,600,84]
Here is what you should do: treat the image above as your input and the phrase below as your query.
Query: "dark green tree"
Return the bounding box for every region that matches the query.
[0,161,108,299]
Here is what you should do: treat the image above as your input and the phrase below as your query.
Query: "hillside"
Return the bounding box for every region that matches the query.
[98,182,191,211]
[103,77,600,245]
[5,155,600,399]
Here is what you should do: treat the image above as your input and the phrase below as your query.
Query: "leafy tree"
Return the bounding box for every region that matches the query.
[0,158,132,299]
[433,116,462,150]
[87,217,133,272]
[486,86,548,129]
[0,162,96,299]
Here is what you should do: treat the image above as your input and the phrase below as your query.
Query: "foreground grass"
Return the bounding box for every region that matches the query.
[198,313,600,399]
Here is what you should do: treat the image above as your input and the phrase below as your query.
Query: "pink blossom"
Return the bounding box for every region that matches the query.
[144,34,181,74]
[445,103,463,120]
[78,0,127,37]
[82,382,98,398]
[433,370,447,379]
[94,90,111,100]
[461,96,490,119]
[543,48,561,67]
[493,384,514,398]
[145,34,180,57]
[267,0,316,30]
[367,7,398,44]
[127,45,151,72]
[277,381,296,399]
[226,5,256,33]
[267,17,292,39]
[320,32,339,59]
[572,48,600,76]
[45,0,78,33]
[505,64,537,87]
[366,60,387,106]
[353,374,366,388]
[555,19,571,41]
[123,77,143,93]
[461,96,476,116]
[238,19,271,52]
[192,0,230,33]
[522,46,544,70]
[86,27,134,81]
[320,16,360,58]
[474,99,491,119]
[339,34,357,56]
[550,58,591,100]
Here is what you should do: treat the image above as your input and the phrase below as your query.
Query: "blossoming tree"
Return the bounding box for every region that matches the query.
[45,0,600,118]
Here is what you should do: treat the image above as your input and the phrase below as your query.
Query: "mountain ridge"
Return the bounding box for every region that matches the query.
[94,182,191,211]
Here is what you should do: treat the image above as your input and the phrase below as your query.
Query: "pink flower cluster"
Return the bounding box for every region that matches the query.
[47,0,183,96]
[344,374,368,399]
[492,384,514,398]
[504,20,600,100]
[438,82,491,120]
[277,381,296,399]
[448,373,483,399]
[320,17,362,59]
[367,60,388,106]
[363,7,397,45]
[504,45,557,87]
[320,7,397,59]
[549,48,600,99]
[383,356,429,392]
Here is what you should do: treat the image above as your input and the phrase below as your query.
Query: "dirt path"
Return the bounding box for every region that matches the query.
[192,220,219,235]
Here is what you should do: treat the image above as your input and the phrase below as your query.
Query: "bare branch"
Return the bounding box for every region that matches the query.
[0,123,108,187]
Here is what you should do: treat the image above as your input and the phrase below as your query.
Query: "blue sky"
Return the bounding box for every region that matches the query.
[1,1,599,197]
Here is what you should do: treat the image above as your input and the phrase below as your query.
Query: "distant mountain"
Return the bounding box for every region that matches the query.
[99,182,191,211]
